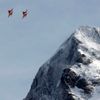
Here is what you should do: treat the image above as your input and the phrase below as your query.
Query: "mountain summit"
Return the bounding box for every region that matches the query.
[24,26,100,100]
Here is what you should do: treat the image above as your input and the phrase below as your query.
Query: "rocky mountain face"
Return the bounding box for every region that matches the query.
[24,26,100,100]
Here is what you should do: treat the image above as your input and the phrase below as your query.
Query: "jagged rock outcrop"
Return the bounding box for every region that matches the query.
[24,26,100,100]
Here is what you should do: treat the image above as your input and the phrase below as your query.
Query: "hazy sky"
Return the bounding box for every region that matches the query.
[0,0,100,100]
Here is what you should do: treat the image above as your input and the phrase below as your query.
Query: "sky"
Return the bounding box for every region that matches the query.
[0,0,100,100]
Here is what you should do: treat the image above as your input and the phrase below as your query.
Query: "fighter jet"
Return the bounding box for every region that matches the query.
[22,9,28,18]
[8,9,13,17]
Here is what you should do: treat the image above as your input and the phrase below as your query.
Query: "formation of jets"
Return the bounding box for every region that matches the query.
[8,8,28,18]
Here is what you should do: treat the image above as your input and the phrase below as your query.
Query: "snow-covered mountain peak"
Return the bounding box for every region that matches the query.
[24,26,100,100]
[60,26,100,53]
[74,26,100,44]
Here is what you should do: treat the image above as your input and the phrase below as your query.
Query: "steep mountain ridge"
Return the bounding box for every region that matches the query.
[24,26,100,100]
